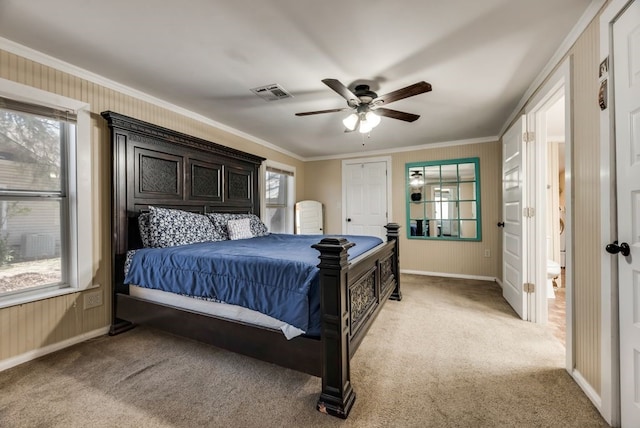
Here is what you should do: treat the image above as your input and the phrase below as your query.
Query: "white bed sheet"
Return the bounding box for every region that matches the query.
[129,285,305,340]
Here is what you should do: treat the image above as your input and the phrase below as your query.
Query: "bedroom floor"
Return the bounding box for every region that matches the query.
[0,274,606,428]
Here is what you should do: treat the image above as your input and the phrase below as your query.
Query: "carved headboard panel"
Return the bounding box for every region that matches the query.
[101,111,265,289]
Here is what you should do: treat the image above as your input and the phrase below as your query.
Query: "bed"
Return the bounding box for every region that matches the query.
[102,111,402,419]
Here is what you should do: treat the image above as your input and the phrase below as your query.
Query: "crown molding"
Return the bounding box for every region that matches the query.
[305,136,499,162]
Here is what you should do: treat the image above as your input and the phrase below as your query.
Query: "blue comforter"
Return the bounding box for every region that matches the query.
[124,233,383,336]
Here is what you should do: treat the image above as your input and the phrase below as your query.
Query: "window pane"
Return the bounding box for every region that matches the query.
[459,163,476,181]
[409,201,424,219]
[459,201,477,219]
[0,200,63,294]
[265,171,287,205]
[424,166,440,184]
[460,221,478,239]
[265,207,286,233]
[265,165,294,234]
[424,201,437,220]
[440,164,457,181]
[0,109,65,192]
[459,182,475,201]
[440,220,459,237]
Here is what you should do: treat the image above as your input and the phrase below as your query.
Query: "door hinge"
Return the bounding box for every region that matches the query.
[523,207,535,218]
[523,283,535,293]
[523,131,535,143]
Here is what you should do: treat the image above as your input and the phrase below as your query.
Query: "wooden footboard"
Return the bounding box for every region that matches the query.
[312,223,401,418]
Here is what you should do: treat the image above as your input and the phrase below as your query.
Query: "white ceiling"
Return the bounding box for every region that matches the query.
[0,0,593,159]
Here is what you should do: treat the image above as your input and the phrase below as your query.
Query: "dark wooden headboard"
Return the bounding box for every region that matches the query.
[101,111,265,290]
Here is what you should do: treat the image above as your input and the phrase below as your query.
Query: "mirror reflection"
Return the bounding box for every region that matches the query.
[406,158,481,241]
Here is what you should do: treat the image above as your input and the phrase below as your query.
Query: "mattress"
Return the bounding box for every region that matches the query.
[129,285,306,340]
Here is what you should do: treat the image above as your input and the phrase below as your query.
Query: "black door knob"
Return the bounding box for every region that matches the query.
[347,218,352,222]
[605,241,630,257]
[497,222,505,228]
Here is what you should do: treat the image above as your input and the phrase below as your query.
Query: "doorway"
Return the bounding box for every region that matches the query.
[500,59,573,365]
[532,92,567,346]
[526,63,573,355]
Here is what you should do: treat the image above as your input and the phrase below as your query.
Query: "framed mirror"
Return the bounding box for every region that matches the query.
[406,157,481,241]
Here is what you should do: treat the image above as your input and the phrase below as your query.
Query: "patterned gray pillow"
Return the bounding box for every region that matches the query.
[147,206,220,248]
[227,218,253,240]
[207,213,269,240]
[138,213,152,247]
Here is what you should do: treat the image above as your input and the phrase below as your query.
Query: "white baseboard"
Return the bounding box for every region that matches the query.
[401,269,497,283]
[0,326,110,372]
[572,369,603,411]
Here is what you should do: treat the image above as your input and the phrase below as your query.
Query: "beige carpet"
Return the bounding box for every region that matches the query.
[0,275,609,427]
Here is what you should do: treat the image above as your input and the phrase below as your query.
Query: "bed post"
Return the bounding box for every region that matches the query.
[385,223,402,301]
[312,237,356,419]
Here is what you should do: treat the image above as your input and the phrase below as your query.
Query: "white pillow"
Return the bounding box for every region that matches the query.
[206,213,269,239]
[227,218,253,240]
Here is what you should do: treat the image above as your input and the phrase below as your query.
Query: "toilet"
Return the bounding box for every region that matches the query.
[547,260,561,299]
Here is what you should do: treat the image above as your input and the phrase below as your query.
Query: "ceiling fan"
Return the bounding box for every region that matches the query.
[295,78,432,133]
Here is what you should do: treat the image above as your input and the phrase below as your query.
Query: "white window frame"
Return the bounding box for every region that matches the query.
[261,160,295,234]
[0,78,93,308]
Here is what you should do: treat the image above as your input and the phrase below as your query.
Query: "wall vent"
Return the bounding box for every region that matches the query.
[250,84,293,101]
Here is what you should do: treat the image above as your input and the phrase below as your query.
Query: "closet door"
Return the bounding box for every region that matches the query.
[613,2,640,425]
[344,161,388,240]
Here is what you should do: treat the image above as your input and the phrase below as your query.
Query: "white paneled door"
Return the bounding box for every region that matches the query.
[502,116,529,320]
[344,161,388,240]
[295,200,323,235]
[613,1,640,425]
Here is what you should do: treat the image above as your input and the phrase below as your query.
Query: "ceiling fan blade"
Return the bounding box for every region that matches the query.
[322,79,361,106]
[374,108,420,122]
[295,107,351,116]
[372,81,432,106]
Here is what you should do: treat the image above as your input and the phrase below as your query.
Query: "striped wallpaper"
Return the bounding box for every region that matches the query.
[568,15,602,394]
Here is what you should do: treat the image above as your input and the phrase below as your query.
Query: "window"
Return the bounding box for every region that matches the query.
[406,158,481,241]
[264,163,295,234]
[0,78,92,307]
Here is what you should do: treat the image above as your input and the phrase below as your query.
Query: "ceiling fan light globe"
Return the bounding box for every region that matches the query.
[342,113,358,131]
[366,111,381,128]
[359,120,373,134]
[410,171,424,187]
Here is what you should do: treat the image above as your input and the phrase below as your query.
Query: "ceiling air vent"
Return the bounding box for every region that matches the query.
[250,84,293,101]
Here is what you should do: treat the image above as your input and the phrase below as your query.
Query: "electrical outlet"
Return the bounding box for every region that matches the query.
[484,249,491,258]
[84,290,103,309]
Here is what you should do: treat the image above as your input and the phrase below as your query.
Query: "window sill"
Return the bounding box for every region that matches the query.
[0,286,88,310]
